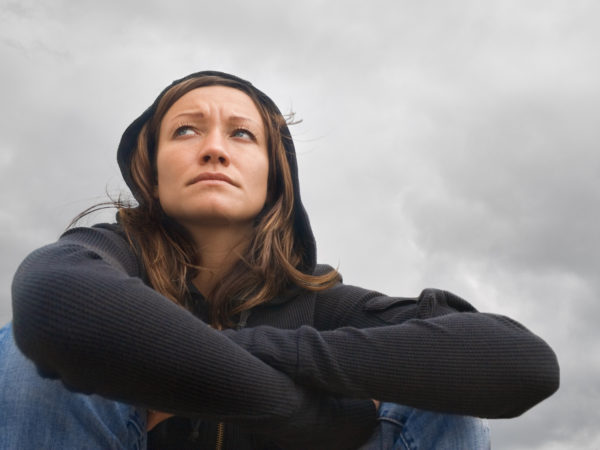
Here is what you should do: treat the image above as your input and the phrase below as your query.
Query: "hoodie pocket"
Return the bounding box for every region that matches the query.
[363,296,418,324]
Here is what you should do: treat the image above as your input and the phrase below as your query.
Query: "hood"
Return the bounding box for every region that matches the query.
[116,71,316,272]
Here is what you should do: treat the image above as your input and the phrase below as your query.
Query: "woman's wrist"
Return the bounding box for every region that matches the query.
[372,399,381,412]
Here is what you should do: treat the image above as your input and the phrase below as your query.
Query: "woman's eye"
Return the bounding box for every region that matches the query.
[174,126,196,137]
[232,129,255,141]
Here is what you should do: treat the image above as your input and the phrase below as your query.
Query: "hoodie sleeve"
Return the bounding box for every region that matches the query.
[10,224,376,448]
[224,286,559,419]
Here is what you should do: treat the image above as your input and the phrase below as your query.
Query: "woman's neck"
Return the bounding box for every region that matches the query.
[188,224,252,296]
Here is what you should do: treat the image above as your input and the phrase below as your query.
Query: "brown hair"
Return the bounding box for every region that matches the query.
[118,75,339,328]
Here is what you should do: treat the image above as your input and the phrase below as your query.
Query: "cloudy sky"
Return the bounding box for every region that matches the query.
[1,0,598,448]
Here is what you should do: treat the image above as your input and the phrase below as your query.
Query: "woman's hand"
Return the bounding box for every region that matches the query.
[372,399,380,412]
[146,410,174,431]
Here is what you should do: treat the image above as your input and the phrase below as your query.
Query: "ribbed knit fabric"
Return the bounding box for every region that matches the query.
[11,224,374,449]
[227,286,559,419]
[11,223,559,448]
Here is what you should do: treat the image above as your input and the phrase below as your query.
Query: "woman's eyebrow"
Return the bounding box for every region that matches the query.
[166,112,260,127]
[228,115,261,126]
[168,111,206,122]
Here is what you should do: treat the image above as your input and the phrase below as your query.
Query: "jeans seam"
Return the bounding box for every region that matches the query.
[127,408,146,450]
[376,416,405,428]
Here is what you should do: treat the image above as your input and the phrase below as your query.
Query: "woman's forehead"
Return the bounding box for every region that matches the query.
[163,86,263,123]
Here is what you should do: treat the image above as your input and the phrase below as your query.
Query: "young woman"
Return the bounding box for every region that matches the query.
[2,71,559,449]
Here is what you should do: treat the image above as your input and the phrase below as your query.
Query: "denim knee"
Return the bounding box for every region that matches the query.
[360,402,490,450]
[0,322,147,450]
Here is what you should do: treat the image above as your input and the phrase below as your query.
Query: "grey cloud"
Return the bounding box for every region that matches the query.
[402,92,600,278]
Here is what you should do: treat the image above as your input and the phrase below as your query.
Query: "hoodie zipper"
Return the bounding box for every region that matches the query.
[215,421,224,450]
[214,310,251,450]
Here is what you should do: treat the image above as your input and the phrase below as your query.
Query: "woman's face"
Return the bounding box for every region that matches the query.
[155,86,269,230]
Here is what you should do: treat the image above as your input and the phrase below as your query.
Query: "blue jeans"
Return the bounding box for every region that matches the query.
[0,322,489,449]
[359,403,489,449]
[0,323,146,449]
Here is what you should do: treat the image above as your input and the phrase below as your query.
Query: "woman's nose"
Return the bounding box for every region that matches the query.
[198,130,230,166]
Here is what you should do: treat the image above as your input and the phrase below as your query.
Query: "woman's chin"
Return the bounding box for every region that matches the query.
[165,201,263,230]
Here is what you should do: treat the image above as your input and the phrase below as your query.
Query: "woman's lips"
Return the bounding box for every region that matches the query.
[188,172,237,186]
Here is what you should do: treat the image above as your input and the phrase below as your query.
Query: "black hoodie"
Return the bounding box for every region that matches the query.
[12,72,559,450]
